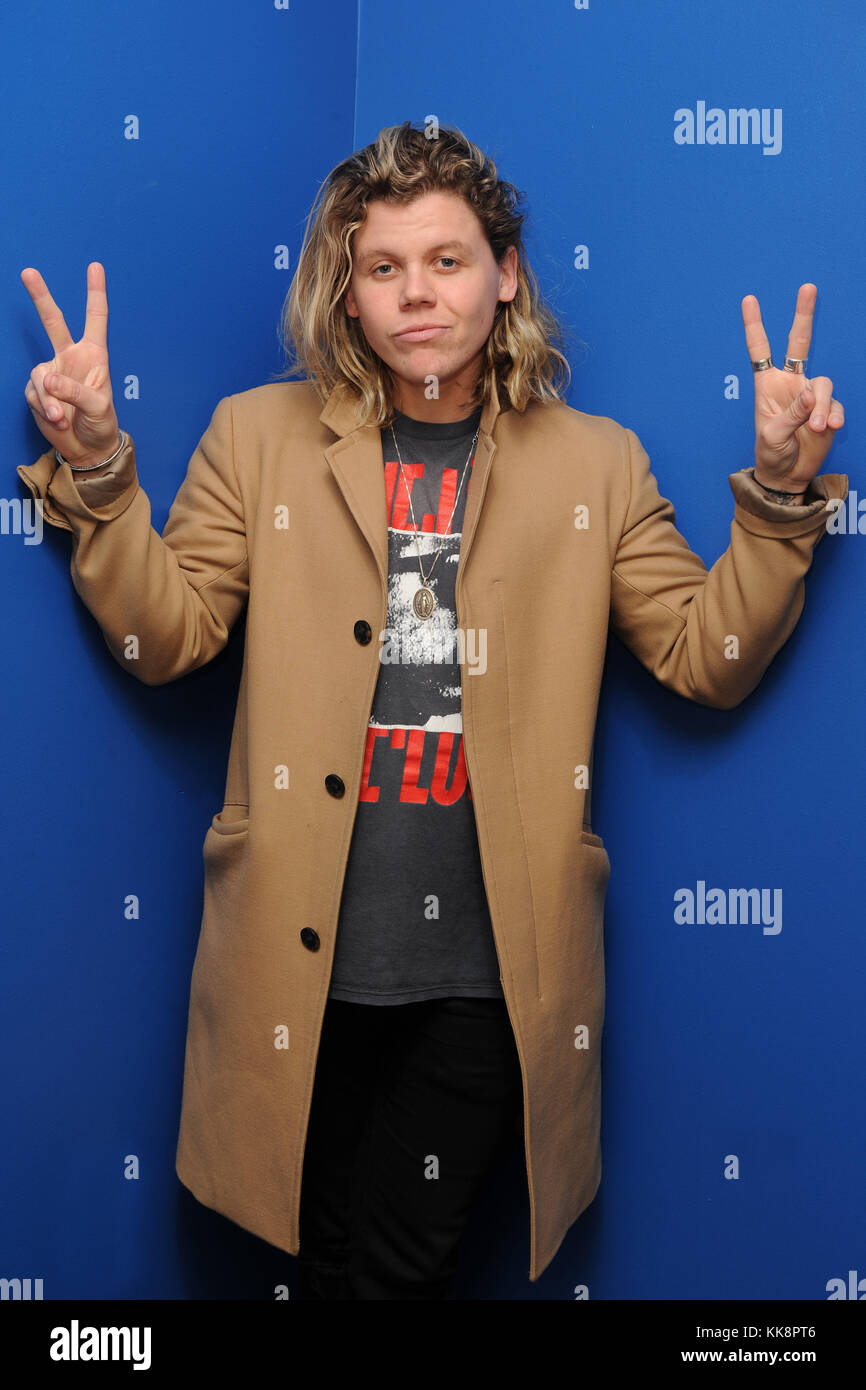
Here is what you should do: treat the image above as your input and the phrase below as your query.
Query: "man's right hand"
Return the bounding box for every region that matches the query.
[21,261,120,467]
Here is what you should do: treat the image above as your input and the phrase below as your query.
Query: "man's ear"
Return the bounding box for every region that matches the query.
[498,245,519,303]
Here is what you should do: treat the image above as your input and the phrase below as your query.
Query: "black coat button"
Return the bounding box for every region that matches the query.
[325,774,345,797]
[300,927,320,951]
[354,620,372,644]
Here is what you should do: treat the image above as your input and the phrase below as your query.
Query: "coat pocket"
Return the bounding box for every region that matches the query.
[208,803,250,836]
[580,829,611,887]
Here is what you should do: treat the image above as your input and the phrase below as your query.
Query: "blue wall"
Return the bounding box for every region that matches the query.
[3,0,863,1300]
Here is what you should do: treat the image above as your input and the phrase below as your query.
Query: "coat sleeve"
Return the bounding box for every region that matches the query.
[16,394,249,685]
[609,425,849,710]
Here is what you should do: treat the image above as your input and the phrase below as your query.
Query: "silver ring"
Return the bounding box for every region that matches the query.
[751,357,773,372]
[783,356,807,374]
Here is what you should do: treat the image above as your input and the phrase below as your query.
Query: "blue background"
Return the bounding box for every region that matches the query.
[2,0,863,1300]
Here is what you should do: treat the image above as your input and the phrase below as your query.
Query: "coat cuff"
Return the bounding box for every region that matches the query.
[728,466,849,539]
[17,433,139,532]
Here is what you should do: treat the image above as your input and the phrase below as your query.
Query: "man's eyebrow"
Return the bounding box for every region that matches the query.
[357,240,474,266]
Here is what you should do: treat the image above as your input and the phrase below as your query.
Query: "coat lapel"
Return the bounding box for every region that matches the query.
[318,381,504,591]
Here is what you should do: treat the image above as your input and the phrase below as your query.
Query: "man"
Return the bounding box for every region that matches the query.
[19,122,847,1298]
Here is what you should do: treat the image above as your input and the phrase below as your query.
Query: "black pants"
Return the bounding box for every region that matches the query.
[297,994,523,1300]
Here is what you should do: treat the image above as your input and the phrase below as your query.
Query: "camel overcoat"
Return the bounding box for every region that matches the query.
[18,379,847,1281]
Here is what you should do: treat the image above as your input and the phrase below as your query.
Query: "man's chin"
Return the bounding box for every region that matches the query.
[383,358,448,388]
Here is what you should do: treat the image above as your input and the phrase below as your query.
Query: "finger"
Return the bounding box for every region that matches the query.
[83,261,108,348]
[784,282,817,365]
[30,366,70,426]
[827,398,845,429]
[806,375,833,429]
[741,293,771,364]
[25,378,67,429]
[762,386,815,448]
[40,370,106,418]
[20,267,75,354]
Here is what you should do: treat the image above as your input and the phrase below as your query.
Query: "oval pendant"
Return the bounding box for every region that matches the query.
[413,585,436,620]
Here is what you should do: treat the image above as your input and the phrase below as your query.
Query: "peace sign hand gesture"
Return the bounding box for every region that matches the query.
[21,261,119,466]
[742,283,845,494]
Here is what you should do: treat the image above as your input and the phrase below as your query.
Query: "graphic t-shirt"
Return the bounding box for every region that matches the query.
[327,403,504,1005]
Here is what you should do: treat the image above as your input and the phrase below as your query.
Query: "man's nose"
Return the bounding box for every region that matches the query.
[399,266,437,303]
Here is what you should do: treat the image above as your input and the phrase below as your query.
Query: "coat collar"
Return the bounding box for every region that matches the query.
[317,380,505,597]
[317,378,504,440]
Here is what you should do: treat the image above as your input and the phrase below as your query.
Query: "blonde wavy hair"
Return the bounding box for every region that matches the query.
[272,120,573,428]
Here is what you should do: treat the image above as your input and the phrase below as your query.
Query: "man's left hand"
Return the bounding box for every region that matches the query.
[742,282,845,493]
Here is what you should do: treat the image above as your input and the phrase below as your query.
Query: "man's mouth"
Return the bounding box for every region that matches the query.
[395,326,450,342]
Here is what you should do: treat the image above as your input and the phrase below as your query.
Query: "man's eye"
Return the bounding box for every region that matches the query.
[370,258,458,275]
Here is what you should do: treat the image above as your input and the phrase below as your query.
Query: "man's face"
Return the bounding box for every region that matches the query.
[344,188,518,420]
